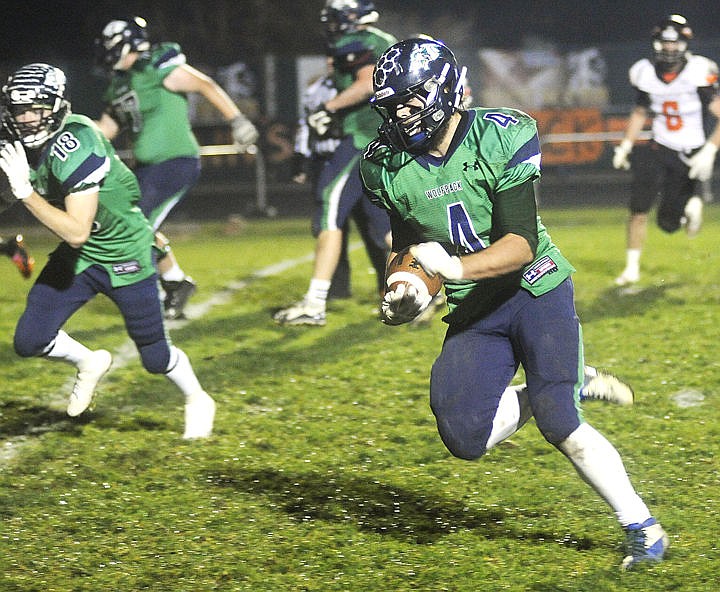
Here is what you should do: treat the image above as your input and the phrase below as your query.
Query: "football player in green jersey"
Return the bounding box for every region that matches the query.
[94,16,258,319]
[360,38,668,569]
[0,63,215,439]
[273,0,396,326]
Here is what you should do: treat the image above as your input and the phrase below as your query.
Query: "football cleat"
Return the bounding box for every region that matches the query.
[581,367,634,405]
[614,268,639,286]
[682,195,703,238]
[2,234,34,278]
[67,349,113,417]
[622,517,669,570]
[162,277,197,320]
[182,391,216,439]
[273,298,326,326]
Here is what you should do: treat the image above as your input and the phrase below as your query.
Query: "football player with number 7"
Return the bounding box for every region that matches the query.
[360,38,668,570]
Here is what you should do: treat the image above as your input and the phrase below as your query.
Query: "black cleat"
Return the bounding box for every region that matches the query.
[162,277,197,320]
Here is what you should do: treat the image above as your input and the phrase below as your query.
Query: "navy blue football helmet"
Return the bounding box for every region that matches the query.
[95,16,150,71]
[652,14,692,70]
[1,63,71,149]
[321,0,378,41]
[371,38,466,153]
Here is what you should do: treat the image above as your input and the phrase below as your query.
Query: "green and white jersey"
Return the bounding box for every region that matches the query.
[330,26,397,149]
[30,114,155,287]
[103,42,200,164]
[361,107,575,325]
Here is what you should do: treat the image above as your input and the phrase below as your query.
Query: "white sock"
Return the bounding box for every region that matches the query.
[43,330,92,366]
[486,384,533,450]
[625,249,641,273]
[164,346,204,399]
[557,423,652,527]
[306,279,331,305]
[161,263,185,282]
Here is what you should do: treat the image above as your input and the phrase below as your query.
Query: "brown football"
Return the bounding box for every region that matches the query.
[385,246,443,298]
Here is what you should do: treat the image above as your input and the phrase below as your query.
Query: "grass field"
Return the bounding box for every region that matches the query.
[1,206,719,591]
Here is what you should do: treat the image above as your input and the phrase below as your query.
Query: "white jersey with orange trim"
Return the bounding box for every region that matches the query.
[629,54,719,152]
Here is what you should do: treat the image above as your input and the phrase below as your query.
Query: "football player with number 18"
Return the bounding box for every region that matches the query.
[0,63,215,439]
[360,38,668,570]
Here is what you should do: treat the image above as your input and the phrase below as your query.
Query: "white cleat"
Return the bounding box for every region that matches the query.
[614,268,639,286]
[272,298,326,326]
[683,195,703,238]
[67,349,113,417]
[581,367,634,405]
[183,391,216,439]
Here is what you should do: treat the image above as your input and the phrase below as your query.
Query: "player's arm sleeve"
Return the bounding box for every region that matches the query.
[389,210,424,253]
[698,86,719,107]
[490,179,539,256]
[634,88,651,108]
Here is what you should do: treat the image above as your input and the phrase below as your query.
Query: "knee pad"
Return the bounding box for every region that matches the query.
[138,339,172,374]
[435,415,489,460]
[13,333,46,358]
[657,211,680,233]
[14,319,54,358]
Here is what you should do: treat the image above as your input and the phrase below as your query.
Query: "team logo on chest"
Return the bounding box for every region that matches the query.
[425,180,463,200]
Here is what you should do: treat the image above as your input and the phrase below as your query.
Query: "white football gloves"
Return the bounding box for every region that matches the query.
[381,282,431,325]
[231,113,259,152]
[409,242,463,281]
[307,106,334,138]
[612,139,632,170]
[687,142,718,182]
[0,141,33,200]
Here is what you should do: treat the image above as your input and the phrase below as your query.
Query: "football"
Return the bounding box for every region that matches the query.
[385,246,443,299]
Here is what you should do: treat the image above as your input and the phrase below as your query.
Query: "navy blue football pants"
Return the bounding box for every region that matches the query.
[135,157,201,230]
[430,278,584,460]
[14,258,171,374]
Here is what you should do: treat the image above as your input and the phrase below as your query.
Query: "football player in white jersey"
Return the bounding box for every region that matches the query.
[613,14,720,286]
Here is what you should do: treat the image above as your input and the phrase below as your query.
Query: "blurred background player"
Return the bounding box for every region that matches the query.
[291,60,352,300]
[612,14,720,286]
[0,63,215,438]
[273,0,396,326]
[94,16,258,318]
[361,38,666,569]
[0,233,34,278]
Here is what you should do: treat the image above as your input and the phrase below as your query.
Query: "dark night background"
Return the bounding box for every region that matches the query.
[2,1,719,67]
[1,0,719,219]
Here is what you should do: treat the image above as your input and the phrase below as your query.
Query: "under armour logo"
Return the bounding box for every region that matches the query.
[463,160,480,171]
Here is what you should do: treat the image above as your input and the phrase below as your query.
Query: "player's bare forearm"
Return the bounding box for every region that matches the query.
[22,193,97,248]
[458,233,534,280]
